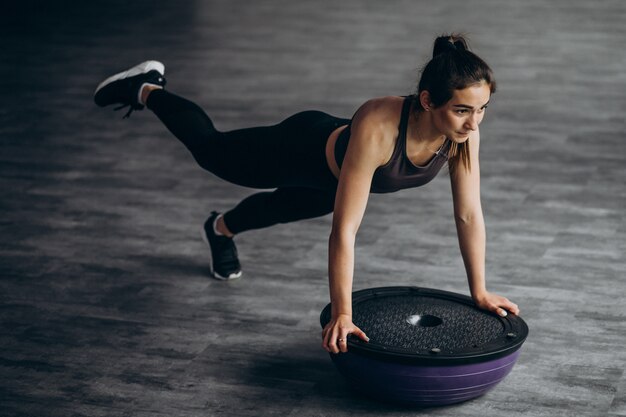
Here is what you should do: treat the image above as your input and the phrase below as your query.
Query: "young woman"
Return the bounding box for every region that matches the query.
[94,34,520,354]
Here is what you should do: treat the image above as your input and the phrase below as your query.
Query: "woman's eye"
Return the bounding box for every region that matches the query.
[455,109,468,114]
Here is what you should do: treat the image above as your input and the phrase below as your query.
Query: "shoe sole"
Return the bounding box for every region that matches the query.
[94,60,165,97]
[201,226,242,281]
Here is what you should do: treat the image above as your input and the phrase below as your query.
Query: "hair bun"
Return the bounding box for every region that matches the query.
[453,40,467,51]
[432,34,468,58]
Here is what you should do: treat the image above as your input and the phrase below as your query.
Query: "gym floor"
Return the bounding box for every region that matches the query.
[1,1,625,416]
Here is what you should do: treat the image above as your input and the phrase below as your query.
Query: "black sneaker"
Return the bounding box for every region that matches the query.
[94,60,166,118]
[201,212,242,280]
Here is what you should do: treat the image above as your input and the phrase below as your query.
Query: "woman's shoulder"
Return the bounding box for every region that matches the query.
[357,96,404,118]
[352,96,405,133]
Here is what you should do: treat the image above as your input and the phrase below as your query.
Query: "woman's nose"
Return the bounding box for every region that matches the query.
[465,114,479,131]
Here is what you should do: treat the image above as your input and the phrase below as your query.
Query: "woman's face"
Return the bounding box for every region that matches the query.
[431,82,492,143]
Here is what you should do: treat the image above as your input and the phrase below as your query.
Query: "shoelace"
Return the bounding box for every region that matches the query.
[113,104,136,119]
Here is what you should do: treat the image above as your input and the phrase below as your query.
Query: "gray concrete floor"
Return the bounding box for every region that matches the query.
[1,0,625,416]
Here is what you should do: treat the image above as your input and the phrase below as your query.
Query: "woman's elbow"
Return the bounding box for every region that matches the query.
[454,210,483,226]
[329,225,357,245]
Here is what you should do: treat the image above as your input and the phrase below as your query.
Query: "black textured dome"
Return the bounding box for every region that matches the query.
[320,287,528,365]
[353,294,502,352]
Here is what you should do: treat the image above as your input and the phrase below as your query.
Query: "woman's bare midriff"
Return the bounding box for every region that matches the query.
[325,124,348,180]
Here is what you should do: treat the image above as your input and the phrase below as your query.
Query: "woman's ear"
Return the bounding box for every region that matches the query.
[419,90,432,111]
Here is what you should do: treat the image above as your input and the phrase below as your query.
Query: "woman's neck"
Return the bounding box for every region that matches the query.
[407,107,446,151]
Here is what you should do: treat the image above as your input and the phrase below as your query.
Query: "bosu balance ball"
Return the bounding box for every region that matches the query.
[320,286,528,406]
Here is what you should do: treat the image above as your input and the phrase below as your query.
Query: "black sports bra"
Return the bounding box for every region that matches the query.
[334,96,451,193]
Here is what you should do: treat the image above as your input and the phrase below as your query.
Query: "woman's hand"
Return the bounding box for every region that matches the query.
[322,314,369,354]
[473,291,520,317]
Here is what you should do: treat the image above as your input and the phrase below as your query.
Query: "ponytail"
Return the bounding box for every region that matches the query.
[432,35,468,57]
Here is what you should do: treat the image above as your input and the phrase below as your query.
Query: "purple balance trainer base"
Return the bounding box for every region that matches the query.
[331,349,521,406]
[320,287,528,406]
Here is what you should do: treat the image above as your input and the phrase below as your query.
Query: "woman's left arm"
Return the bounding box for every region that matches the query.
[450,131,520,317]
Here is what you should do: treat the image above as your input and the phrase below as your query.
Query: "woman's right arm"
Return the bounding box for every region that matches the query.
[322,99,391,354]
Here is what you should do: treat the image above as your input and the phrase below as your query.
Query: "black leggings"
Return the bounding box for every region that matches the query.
[146,90,348,234]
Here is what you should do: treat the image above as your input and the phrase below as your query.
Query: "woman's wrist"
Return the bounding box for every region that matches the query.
[331,309,352,319]
[470,286,488,301]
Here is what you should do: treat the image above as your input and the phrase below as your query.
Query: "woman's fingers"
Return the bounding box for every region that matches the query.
[322,326,340,354]
[476,292,520,317]
[327,332,338,354]
[322,326,335,353]
[326,331,346,353]
[491,297,520,317]
[351,327,370,342]
[507,300,520,315]
[321,321,370,354]
[338,335,348,353]
[504,302,519,316]
[494,297,519,316]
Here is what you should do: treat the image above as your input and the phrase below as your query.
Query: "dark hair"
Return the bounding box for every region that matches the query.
[414,34,496,173]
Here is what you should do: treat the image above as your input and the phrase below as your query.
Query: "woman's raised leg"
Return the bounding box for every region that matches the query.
[95,62,342,280]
